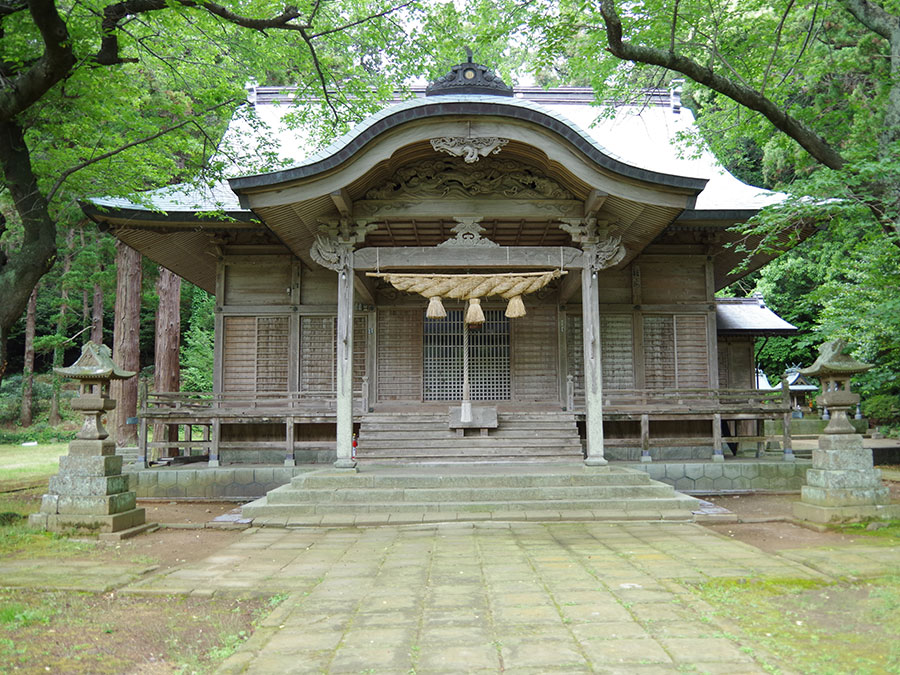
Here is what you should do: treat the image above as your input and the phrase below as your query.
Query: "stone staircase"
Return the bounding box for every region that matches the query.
[241,464,702,523]
[356,410,584,462]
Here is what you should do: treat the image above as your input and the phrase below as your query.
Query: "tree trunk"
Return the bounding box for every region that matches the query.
[91,282,103,344]
[0,120,58,390]
[153,267,182,457]
[19,285,38,427]
[49,229,74,426]
[111,241,142,447]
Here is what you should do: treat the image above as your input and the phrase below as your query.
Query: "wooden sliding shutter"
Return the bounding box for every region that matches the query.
[643,314,709,389]
[512,306,558,402]
[565,313,634,398]
[376,309,423,401]
[565,314,584,400]
[300,316,334,394]
[299,315,367,394]
[222,316,289,392]
[600,314,634,390]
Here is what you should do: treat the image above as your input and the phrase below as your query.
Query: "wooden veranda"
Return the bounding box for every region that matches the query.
[136,380,795,466]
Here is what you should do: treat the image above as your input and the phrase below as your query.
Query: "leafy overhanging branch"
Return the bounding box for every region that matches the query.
[599,0,847,171]
[0,0,422,383]
[46,97,239,202]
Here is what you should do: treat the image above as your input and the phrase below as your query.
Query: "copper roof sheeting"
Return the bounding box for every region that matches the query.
[716,298,797,335]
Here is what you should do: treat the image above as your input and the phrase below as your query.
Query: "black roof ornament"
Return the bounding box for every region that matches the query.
[426,51,514,97]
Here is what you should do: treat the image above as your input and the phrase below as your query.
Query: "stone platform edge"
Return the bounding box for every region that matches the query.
[125,461,812,500]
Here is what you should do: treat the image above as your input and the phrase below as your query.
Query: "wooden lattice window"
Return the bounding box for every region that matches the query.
[423,310,510,401]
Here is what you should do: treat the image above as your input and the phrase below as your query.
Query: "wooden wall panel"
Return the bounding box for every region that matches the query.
[717,344,729,389]
[300,269,338,304]
[222,317,256,392]
[353,316,368,390]
[256,317,289,392]
[223,316,291,393]
[565,314,584,399]
[640,261,707,303]
[643,314,710,389]
[596,267,632,303]
[600,314,635,389]
[718,337,754,389]
[512,306,558,402]
[377,309,423,401]
[300,316,335,393]
[299,315,368,394]
[643,315,676,389]
[223,261,292,306]
[675,315,709,387]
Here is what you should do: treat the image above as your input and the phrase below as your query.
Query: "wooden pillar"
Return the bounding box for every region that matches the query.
[582,265,607,466]
[334,262,357,470]
[210,418,221,467]
[712,413,724,462]
[285,416,295,466]
[781,376,795,461]
[640,413,651,462]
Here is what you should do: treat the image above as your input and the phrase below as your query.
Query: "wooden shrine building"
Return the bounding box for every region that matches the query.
[84,59,799,469]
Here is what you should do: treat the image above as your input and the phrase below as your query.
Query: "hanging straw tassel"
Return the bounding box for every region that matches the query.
[465,298,485,325]
[505,295,526,318]
[426,295,447,319]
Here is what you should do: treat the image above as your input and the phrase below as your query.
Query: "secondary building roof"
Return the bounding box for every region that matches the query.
[716,297,797,336]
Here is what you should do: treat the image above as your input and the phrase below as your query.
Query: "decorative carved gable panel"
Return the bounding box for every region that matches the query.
[363,157,575,202]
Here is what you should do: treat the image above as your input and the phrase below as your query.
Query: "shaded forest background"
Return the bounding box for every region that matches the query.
[1,0,899,440]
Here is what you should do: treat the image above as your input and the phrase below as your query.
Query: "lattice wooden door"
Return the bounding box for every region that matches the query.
[423,310,510,401]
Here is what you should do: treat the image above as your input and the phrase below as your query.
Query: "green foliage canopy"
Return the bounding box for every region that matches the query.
[0,0,434,385]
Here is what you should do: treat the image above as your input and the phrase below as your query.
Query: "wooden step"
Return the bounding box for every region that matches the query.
[357,410,583,463]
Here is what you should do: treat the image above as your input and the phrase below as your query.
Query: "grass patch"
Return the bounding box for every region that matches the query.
[0,489,99,560]
[0,589,271,674]
[835,520,900,541]
[0,442,67,491]
[0,520,99,559]
[691,576,900,674]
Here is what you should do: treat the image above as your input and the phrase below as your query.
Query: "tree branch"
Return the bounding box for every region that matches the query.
[46,97,239,202]
[309,0,417,39]
[0,0,76,121]
[0,0,25,17]
[97,0,311,66]
[298,27,341,123]
[841,0,894,40]
[599,0,847,170]
[761,0,795,96]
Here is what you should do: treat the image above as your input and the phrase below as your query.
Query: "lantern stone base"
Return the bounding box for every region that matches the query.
[793,502,900,524]
[30,439,146,534]
[29,507,146,534]
[793,432,898,524]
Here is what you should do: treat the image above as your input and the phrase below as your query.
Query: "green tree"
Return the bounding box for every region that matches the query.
[181,285,215,393]
[0,0,429,386]
[505,0,900,244]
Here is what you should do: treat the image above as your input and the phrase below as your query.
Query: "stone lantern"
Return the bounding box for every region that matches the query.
[801,338,871,434]
[29,343,150,537]
[793,339,899,523]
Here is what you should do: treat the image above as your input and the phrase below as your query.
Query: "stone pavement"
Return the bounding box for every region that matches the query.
[121,521,846,674]
[0,558,158,592]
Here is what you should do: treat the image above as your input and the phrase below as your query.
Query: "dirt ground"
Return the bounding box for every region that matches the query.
[131,478,900,560]
[701,479,900,553]
[6,473,898,565]
[3,478,898,673]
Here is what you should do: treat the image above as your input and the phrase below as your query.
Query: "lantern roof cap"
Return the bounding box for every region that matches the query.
[55,342,135,381]
[800,339,872,378]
